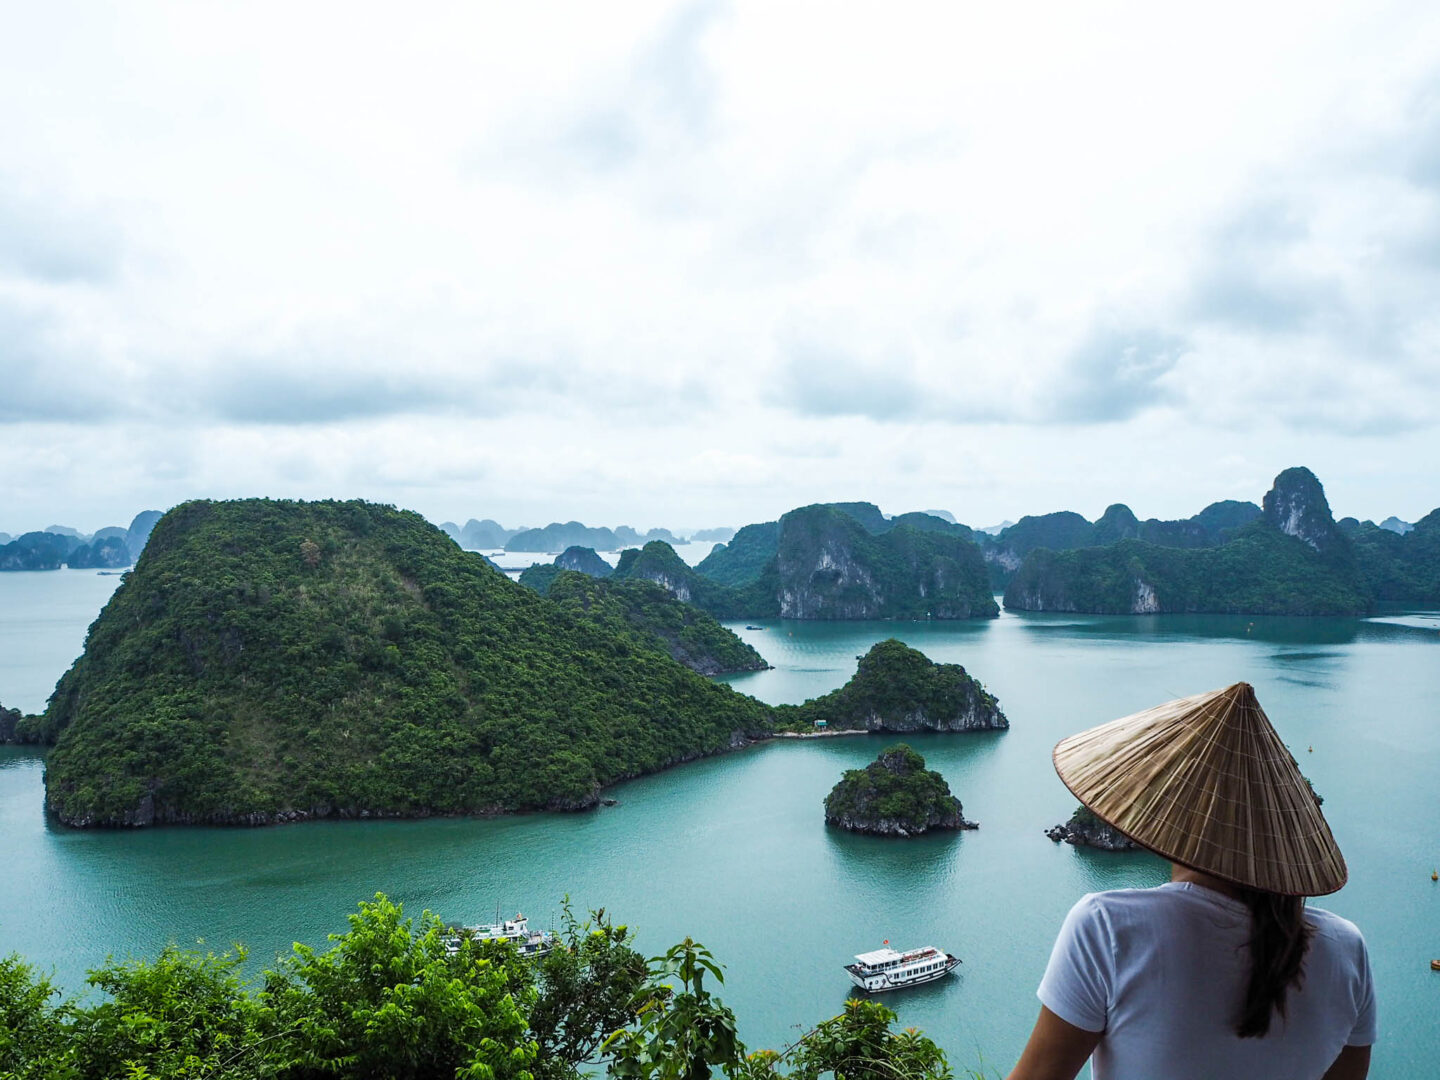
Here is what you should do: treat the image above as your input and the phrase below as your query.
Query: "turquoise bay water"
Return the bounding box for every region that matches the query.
[1,571,1438,1076]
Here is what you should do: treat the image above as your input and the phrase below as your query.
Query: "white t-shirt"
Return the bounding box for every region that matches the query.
[1037,882,1376,1080]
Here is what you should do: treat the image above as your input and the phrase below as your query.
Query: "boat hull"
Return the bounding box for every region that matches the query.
[844,955,961,993]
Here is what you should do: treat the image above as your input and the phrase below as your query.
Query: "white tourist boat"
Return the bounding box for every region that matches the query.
[443,913,555,958]
[844,945,960,992]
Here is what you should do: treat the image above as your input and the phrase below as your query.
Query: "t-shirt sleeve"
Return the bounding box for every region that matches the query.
[1346,930,1378,1046]
[1037,894,1114,1033]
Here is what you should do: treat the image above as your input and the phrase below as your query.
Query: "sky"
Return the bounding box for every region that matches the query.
[4,1,1440,535]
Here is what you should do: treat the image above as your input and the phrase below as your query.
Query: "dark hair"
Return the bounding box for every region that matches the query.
[1234,887,1314,1038]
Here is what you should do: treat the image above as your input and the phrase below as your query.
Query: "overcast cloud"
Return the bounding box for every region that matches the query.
[3,1,1440,532]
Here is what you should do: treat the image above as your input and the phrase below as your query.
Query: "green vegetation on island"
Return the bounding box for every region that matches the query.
[684,504,996,621]
[0,702,32,743]
[1343,508,1440,605]
[977,501,1263,589]
[545,573,769,676]
[518,562,565,594]
[38,499,773,827]
[1003,468,1374,615]
[778,639,1007,734]
[770,506,995,619]
[0,895,961,1080]
[612,540,753,614]
[1044,805,1138,851]
[824,743,976,836]
[695,520,781,586]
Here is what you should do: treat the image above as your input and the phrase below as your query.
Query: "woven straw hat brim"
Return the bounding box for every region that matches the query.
[1053,682,1347,897]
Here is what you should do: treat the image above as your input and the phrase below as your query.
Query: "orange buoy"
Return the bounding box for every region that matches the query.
[1432,869,1438,882]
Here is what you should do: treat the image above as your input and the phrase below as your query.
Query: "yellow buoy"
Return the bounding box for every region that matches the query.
[1432,869,1438,882]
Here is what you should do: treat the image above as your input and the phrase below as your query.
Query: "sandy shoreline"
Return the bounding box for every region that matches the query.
[769,728,869,739]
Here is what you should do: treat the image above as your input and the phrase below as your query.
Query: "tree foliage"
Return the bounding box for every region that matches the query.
[0,896,965,1080]
[1004,523,1373,615]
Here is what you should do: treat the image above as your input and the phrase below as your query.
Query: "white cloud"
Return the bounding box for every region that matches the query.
[1,1,1439,528]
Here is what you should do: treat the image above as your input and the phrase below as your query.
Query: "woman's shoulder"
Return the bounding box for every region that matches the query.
[1304,905,1369,949]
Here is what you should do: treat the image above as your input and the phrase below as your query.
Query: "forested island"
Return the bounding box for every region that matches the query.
[775,639,1007,733]
[824,743,976,836]
[1001,468,1387,615]
[602,503,996,622]
[440,467,1435,624]
[36,499,774,826]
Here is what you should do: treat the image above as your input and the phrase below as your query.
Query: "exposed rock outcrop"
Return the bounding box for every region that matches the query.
[773,506,996,620]
[613,541,700,603]
[1045,806,1138,851]
[554,546,613,578]
[825,744,976,837]
[1263,467,1345,553]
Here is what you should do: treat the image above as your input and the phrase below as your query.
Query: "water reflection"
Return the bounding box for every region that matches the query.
[1011,611,1366,647]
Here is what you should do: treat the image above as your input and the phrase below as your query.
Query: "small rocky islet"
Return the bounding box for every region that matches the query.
[1044,805,1138,851]
[776,638,1008,733]
[824,743,977,837]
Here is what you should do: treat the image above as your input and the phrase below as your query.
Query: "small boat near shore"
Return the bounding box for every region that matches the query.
[844,945,960,992]
[443,913,555,958]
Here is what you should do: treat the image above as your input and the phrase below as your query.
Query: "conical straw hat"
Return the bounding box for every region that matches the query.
[1053,682,1346,896]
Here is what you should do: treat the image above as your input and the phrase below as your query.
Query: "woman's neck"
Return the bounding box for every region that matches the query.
[1170,863,1243,900]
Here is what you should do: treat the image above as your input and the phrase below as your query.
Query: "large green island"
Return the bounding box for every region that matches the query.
[36,499,774,826]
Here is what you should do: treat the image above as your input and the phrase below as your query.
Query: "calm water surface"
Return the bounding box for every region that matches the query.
[1,571,1437,1076]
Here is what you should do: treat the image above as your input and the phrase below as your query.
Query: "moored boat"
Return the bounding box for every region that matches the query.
[844,945,960,992]
[443,912,555,958]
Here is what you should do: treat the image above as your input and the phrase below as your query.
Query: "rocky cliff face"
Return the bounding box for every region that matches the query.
[773,506,997,620]
[1263,467,1343,553]
[613,541,698,602]
[775,510,882,618]
[824,744,977,837]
